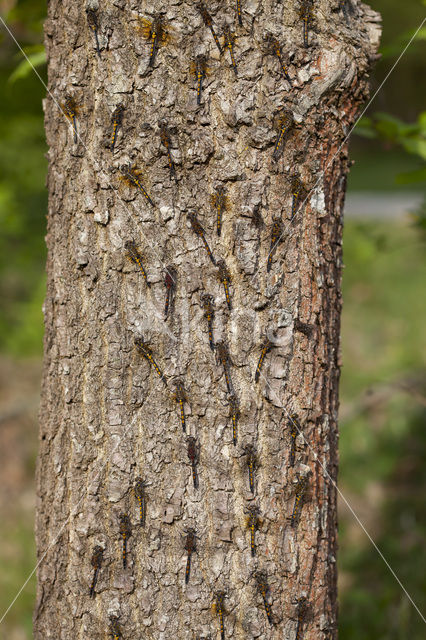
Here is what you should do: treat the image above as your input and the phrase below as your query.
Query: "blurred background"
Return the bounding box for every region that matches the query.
[0,0,425,638]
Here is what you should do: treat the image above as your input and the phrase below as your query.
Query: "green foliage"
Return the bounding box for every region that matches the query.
[379,25,426,59]
[354,2,426,193]
[366,0,426,118]
[339,407,426,640]
[348,148,423,191]
[0,515,36,639]
[0,0,47,356]
[355,110,426,229]
[339,221,426,640]
[3,0,46,34]
[356,112,426,162]
[9,45,46,84]
[0,97,47,355]
[341,221,426,401]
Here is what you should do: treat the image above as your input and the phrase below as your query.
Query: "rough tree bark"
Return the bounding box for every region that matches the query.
[35,0,380,638]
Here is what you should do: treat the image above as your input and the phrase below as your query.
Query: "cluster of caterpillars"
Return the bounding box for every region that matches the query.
[63,0,343,637]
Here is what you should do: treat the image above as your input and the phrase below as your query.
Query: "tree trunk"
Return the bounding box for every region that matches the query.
[35,0,380,638]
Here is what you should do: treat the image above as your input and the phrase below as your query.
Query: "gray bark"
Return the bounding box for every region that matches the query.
[35,0,380,638]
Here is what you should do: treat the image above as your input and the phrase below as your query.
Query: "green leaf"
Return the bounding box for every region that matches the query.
[379,26,426,59]
[418,111,426,132]
[355,111,426,162]
[401,139,426,160]
[8,49,46,84]
[354,117,379,139]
